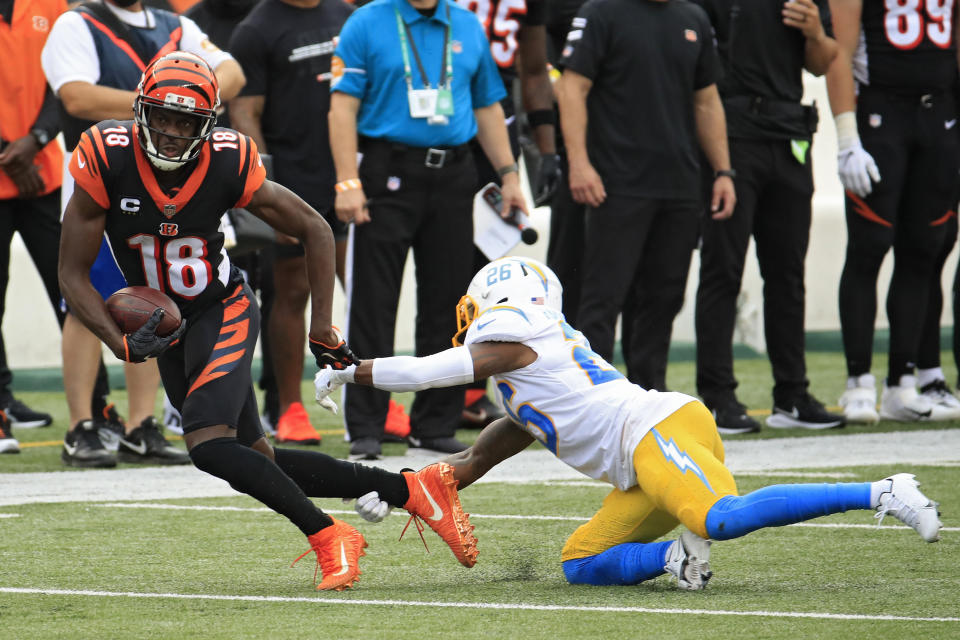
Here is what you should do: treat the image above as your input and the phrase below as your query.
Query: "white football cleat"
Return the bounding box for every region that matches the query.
[918,379,960,421]
[839,374,879,424]
[880,375,935,422]
[874,473,942,542]
[664,529,712,590]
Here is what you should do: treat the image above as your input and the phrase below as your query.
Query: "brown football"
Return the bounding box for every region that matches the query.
[106,286,182,337]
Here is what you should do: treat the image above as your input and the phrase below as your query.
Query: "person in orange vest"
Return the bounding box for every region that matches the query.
[0,0,68,452]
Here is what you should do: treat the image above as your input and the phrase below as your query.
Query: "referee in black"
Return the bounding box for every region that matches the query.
[692,0,844,433]
[557,0,735,393]
[328,0,525,460]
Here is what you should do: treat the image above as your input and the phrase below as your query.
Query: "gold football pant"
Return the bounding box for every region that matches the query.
[561,401,738,561]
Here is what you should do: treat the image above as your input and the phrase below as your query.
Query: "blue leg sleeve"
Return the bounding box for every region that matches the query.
[705,482,872,540]
[562,540,675,586]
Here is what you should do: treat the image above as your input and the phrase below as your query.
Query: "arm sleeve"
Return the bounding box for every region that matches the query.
[228,24,268,97]
[178,15,235,71]
[69,127,110,209]
[330,12,368,98]
[692,9,719,89]
[41,11,100,92]
[558,0,606,78]
[371,347,476,392]
[233,135,267,208]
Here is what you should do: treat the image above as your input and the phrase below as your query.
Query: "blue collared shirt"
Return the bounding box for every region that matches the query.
[331,0,506,147]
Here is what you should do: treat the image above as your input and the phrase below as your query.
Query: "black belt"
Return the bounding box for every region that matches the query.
[860,85,948,108]
[360,137,470,169]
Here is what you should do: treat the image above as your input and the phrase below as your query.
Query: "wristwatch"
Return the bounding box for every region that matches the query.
[30,128,51,148]
[715,168,736,180]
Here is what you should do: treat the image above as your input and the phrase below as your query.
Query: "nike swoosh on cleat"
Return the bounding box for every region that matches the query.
[121,439,148,455]
[63,442,78,456]
[418,477,445,521]
[332,541,349,576]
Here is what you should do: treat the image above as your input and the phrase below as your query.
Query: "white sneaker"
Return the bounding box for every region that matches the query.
[839,374,879,423]
[880,375,934,422]
[663,530,712,590]
[918,380,960,421]
[874,473,942,542]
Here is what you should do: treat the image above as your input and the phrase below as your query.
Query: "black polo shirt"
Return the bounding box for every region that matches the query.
[229,0,353,211]
[561,0,718,199]
[694,0,830,140]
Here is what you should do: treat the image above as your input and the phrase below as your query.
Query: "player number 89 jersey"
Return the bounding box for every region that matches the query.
[69,120,266,317]
[464,304,695,490]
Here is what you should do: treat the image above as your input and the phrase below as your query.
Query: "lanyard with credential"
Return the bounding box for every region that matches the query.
[394,3,453,91]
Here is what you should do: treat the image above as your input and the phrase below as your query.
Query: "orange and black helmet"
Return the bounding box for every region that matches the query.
[134,52,220,170]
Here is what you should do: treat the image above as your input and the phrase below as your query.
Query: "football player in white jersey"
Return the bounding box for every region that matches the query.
[315,257,943,589]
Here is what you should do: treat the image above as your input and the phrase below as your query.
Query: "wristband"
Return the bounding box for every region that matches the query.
[527,109,556,128]
[335,179,362,193]
[834,111,860,150]
[497,163,519,177]
[714,169,736,180]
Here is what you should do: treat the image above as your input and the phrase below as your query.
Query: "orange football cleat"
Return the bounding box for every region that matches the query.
[293,518,368,591]
[401,462,478,567]
[385,399,411,439]
[276,402,321,445]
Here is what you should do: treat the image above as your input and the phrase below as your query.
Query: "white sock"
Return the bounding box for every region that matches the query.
[848,373,875,390]
[870,479,891,508]
[916,367,945,389]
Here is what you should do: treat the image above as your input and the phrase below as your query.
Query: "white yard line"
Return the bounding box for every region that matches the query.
[0,587,956,623]
[1,428,958,507]
[91,503,960,533]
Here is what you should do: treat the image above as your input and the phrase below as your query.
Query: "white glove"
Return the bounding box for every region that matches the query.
[835,111,881,197]
[313,364,355,414]
[353,491,392,523]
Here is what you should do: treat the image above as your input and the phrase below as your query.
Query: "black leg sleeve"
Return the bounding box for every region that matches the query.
[274,448,410,507]
[189,438,331,536]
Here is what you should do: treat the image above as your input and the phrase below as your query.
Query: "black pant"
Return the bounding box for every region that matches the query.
[576,194,699,391]
[917,214,956,373]
[695,139,812,406]
[343,139,476,441]
[546,152,585,325]
[839,87,959,382]
[0,190,64,402]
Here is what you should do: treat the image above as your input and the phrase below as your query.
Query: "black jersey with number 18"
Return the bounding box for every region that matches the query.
[69,120,266,318]
[857,0,958,92]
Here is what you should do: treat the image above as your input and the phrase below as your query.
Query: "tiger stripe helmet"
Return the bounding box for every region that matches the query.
[134,51,220,171]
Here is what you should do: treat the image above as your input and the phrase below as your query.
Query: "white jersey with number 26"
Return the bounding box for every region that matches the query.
[465,304,695,491]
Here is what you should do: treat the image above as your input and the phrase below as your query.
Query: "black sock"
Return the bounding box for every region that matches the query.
[274,448,410,507]
[189,438,332,536]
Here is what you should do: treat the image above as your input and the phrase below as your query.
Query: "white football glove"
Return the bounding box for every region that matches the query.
[313,364,356,414]
[353,491,392,523]
[835,111,881,197]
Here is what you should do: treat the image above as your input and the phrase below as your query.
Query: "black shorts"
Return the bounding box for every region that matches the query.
[158,283,265,445]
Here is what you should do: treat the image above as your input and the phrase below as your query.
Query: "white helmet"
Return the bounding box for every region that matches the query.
[453,256,563,346]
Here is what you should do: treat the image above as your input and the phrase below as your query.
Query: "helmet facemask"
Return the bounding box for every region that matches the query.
[452,294,478,347]
[134,52,220,171]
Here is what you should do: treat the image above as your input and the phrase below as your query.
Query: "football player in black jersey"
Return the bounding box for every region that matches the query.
[58,51,480,590]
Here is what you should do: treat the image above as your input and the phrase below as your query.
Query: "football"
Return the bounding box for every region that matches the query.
[106,286,182,337]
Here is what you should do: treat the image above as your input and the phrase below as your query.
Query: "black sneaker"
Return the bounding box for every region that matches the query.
[95,403,126,452]
[0,411,19,454]
[767,392,846,430]
[349,437,382,461]
[708,399,761,435]
[3,397,52,428]
[62,420,116,468]
[407,436,468,454]
[461,395,505,429]
[118,417,191,465]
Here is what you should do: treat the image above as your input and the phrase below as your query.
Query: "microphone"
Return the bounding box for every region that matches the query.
[505,208,539,245]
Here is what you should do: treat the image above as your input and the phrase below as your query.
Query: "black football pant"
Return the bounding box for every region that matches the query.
[695,139,812,407]
[0,190,64,403]
[840,87,959,383]
[343,140,476,442]
[576,194,699,391]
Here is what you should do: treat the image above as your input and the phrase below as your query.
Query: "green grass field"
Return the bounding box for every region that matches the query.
[1,353,958,639]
